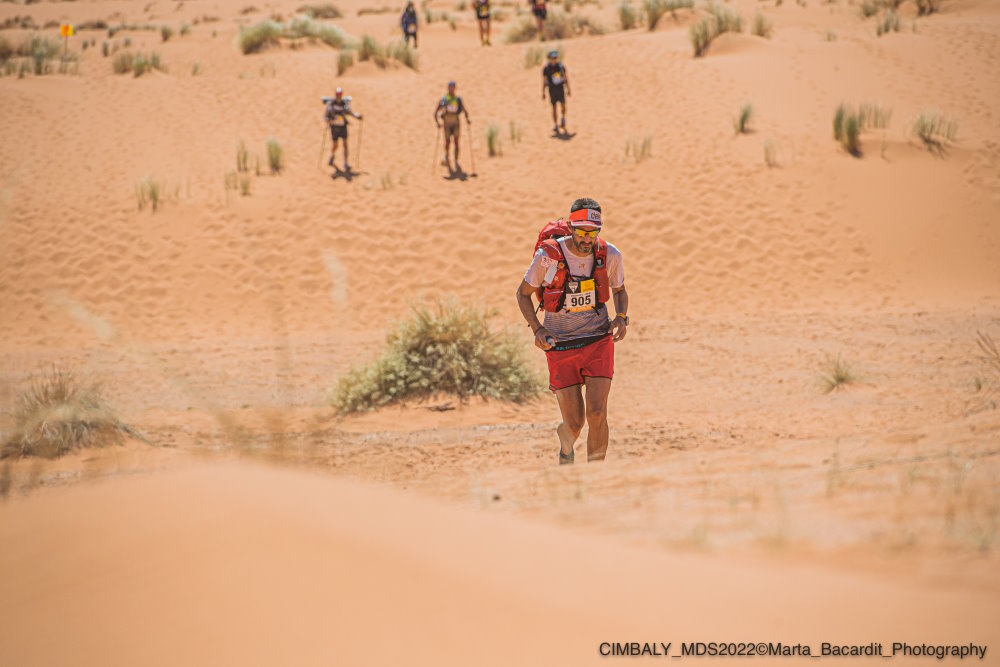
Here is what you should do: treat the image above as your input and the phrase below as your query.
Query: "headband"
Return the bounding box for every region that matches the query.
[568,208,601,226]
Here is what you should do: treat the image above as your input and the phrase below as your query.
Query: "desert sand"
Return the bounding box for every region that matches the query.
[1,0,999,663]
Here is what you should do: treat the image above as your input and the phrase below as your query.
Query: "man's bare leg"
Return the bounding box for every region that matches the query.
[584,377,612,461]
[554,385,586,458]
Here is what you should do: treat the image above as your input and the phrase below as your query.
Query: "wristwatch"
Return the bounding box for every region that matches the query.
[616,313,629,325]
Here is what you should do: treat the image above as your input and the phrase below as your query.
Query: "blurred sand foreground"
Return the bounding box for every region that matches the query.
[1,0,999,662]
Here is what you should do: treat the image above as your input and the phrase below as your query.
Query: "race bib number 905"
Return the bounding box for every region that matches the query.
[565,279,596,312]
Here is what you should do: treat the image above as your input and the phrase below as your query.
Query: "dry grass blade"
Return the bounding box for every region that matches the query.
[977,331,1000,373]
[1,367,142,460]
[820,354,855,393]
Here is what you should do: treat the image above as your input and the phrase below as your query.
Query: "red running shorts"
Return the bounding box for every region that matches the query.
[544,335,614,391]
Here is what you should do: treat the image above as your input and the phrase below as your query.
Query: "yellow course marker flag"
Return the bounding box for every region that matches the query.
[60,23,74,37]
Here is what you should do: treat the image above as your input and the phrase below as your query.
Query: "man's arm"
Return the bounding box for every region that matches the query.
[433,103,441,126]
[564,68,570,95]
[542,71,547,100]
[516,280,554,350]
[609,285,628,342]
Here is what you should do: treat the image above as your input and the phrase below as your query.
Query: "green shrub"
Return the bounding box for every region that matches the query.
[1,367,137,460]
[734,102,753,134]
[332,301,541,413]
[266,137,283,173]
[859,0,878,17]
[915,0,940,15]
[618,1,638,29]
[161,25,174,41]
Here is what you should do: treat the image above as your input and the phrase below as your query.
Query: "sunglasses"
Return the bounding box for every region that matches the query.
[571,226,599,238]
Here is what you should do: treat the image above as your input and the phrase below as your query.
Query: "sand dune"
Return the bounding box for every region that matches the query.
[2,461,998,665]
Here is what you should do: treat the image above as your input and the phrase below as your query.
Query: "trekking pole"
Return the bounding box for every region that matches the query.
[467,119,477,176]
[356,118,364,171]
[317,124,327,169]
[431,124,441,175]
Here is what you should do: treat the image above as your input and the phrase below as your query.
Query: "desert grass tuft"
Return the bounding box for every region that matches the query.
[161,25,174,41]
[734,102,753,134]
[239,18,348,53]
[266,137,283,173]
[486,123,502,156]
[390,39,418,69]
[505,9,604,42]
[833,103,861,156]
[643,0,693,30]
[819,354,855,393]
[915,0,940,15]
[618,1,639,30]
[524,44,543,67]
[180,22,191,35]
[973,331,1000,409]
[858,0,878,17]
[624,135,653,163]
[337,48,354,75]
[1,367,138,460]
[509,120,523,145]
[240,174,252,195]
[332,300,541,413]
[751,12,772,38]
[298,3,343,18]
[876,8,899,36]
[763,138,779,167]
[913,110,958,150]
[690,4,740,56]
[237,140,250,172]
[239,20,284,53]
[135,176,162,211]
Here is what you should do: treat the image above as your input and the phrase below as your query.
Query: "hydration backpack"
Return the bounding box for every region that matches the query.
[532,219,610,312]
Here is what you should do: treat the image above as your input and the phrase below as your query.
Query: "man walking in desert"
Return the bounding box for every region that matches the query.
[515,198,629,464]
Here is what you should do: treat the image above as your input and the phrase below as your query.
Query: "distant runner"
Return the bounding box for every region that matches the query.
[401,0,418,48]
[474,0,491,46]
[324,87,362,172]
[515,198,629,464]
[542,50,570,134]
[530,0,547,39]
[434,81,471,173]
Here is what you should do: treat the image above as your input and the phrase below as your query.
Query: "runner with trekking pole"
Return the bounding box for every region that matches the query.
[434,81,471,174]
[515,198,629,464]
[322,87,363,173]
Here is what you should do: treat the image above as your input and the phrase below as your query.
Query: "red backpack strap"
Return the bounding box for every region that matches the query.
[593,238,611,305]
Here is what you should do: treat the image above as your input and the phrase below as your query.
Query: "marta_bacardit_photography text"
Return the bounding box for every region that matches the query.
[599,641,989,659]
